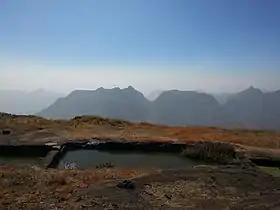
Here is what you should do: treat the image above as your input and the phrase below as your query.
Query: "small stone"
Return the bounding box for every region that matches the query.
[164,194,172,200]
[2,130,11,135]
[75,196,82,202]
[116,180,136,190]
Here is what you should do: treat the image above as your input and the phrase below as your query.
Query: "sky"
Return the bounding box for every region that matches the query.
[0,0,280,94]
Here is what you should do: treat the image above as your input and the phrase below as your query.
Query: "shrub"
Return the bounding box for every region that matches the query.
[181,141,236,163]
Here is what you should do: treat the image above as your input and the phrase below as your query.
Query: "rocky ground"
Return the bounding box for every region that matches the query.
[1,114,280,149]
[1,164,280,210]
[1,114,280,209]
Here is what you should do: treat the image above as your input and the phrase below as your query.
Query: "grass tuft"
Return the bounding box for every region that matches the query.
[181,141,236,163]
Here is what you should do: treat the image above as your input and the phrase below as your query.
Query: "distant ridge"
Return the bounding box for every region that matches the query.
[38,86,151,122]
[37,86,280,130]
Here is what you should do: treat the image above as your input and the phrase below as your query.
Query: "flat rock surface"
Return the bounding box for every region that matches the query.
[1,164,280,209]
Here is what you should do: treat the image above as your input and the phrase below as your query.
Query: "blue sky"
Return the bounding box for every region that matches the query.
[0,0,280,93]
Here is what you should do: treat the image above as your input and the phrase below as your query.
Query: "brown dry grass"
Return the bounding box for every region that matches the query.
[181,141,236,162]
[1,164,280,209]
[0,164,154,209]
[1,113,280,148]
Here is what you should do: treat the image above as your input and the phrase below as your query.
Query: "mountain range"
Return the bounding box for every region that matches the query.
[37,86,280,130]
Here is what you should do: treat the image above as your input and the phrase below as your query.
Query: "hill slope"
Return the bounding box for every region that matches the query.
[217,87,264,128]
[151,90,220,126]
[216,87,280,130]
[38,87,151,121]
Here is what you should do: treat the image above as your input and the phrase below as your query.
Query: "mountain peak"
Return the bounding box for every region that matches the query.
[229,86,263,102]
[242,86,263,95]
[122,86,139,93]
[126,86,136,90]
[248,86,258,90]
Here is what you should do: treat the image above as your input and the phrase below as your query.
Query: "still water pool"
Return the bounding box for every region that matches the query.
[0,156,44,166]
[58,150,198,169]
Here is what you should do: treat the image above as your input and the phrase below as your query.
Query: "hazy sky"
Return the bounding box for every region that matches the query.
[1,0,280,94]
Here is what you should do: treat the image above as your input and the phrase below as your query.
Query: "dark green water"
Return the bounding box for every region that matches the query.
[0,156,44,166]
[58,150,198,169]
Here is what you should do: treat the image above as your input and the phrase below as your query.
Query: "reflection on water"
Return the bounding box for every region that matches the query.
[64,162,78,170]
[58,150,197,169]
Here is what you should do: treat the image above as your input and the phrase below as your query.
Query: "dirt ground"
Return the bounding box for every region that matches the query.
[0,164,280,210]
[1,115,280,209]
[1,114,280,149]
[0,114,280,210]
